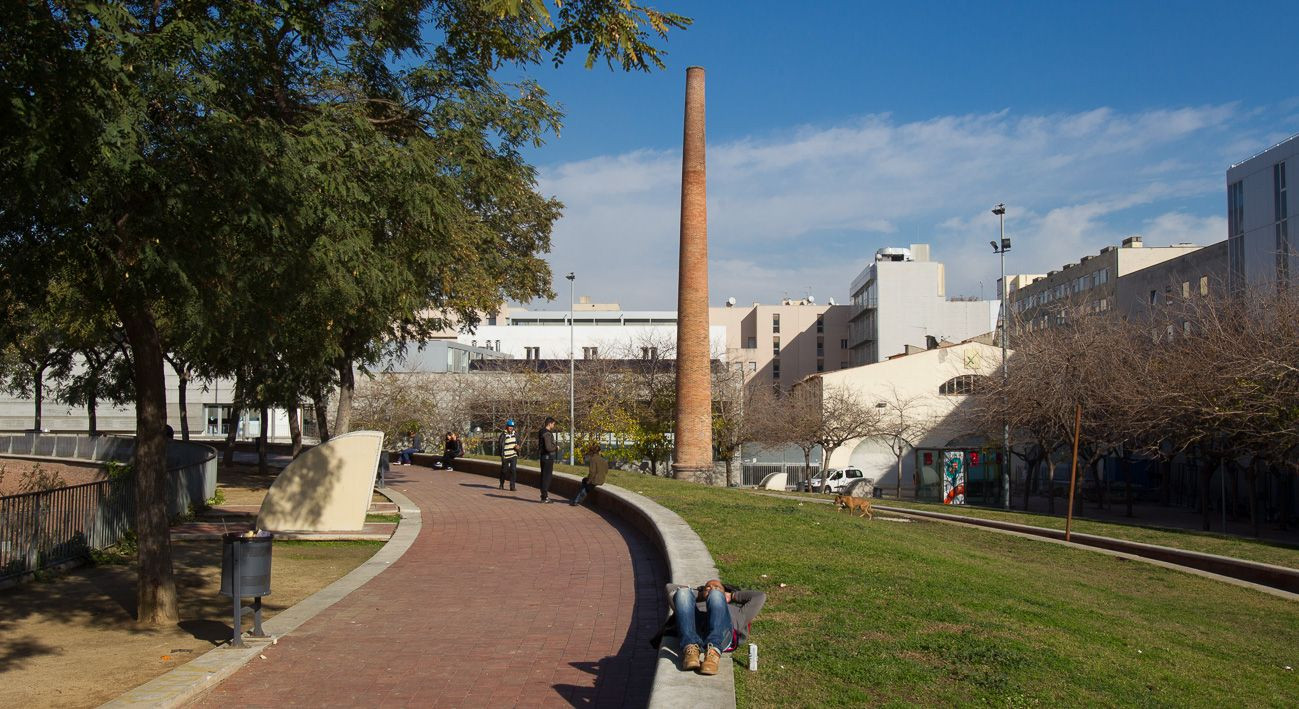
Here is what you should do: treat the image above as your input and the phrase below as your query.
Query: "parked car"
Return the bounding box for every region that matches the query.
[805,467,867,493]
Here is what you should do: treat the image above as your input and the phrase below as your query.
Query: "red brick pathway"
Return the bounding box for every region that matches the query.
[192,465,665,708]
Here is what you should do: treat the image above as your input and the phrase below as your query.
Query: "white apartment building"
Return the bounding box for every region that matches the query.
[1227,133,1298,291]
[449,297,853,389]
[846,244,1000,365]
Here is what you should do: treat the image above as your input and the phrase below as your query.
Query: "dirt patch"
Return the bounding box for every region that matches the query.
[0,459,105,496]
[0,539,383,708]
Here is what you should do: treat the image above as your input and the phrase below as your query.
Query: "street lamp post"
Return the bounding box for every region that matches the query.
[991,203,1011,510]
[566,272,576,466]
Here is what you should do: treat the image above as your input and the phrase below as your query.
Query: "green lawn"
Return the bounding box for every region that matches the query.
[596,469,1299,707]
[829,496,1299,571]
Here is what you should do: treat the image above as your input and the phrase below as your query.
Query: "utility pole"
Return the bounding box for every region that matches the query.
[567,272,575,466]
[991,203,1011,510]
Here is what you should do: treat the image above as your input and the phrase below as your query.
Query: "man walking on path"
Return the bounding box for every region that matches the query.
[571,443,608,506]
[498,420,520,490]
[538,417,558,503]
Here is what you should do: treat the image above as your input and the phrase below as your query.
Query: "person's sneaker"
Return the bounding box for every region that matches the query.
[699,646,721,675]
[681,644,702,671]
[510,486,516,491]
[541,498,552,504]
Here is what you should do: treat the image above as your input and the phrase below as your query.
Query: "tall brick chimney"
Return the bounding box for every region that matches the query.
[672,66,714,482]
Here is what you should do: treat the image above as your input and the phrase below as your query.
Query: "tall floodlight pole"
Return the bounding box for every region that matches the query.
[991,203,1010,510]
[567,272,576,466]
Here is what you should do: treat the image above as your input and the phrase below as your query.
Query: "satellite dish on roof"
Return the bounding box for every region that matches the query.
[807,295,816,304]
[725,297,736,307]
[828,298,837,306]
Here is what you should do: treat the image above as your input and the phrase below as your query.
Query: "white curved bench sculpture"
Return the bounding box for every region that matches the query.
[758,471,788,490]
[257,430,384,532]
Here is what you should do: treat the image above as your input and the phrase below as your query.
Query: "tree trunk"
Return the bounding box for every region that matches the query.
[32,365,44,431]
[334,361,354,435]
[257,404,269,476]
[117,304,178,625]
[177,371,190,440]
[222,380,242,466]
[311,389,331,443]
[87,388,98,437]
[1160,455,1171,506]
[895,440,904,500]
[724,457,733,487]
[818,446,833,494]
[289,403,303,458]
[1022,456,1035,511]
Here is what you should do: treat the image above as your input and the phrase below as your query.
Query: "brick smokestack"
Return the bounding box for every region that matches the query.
[672,66,713,482]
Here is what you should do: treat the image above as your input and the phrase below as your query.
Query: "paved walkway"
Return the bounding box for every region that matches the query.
[192,466,666,707]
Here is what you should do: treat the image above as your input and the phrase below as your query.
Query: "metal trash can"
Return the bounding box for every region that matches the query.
[220,531,273,647]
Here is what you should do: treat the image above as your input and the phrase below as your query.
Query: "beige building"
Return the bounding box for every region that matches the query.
[710,299,852,388]
[1003,235,1203,335]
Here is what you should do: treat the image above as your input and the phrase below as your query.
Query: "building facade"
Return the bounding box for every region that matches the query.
[1226,133,1298,292]
[1004,236,1203,335]
[847,244,1000,365]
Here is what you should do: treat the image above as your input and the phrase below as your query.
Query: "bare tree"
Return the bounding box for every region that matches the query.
[815,384,882,493]
[876,387,928,500]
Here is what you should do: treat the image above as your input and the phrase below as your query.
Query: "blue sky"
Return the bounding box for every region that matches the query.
[515,1,1299,309]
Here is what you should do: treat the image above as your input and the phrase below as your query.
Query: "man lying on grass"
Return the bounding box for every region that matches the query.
[657,579,766,675]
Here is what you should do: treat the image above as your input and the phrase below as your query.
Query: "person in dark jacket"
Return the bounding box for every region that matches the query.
[441,431,462,471]
[663,580,766,676]
[537,417,558,503]
[570,442,608,506]
[498,420,520,490]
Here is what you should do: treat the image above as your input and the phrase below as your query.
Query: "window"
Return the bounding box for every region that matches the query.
[772,359,781,380]
[772,336,780,355]
[816,359,825,372]
[582,346,599,359]
[772,313,781,334]
[744,336,756,349]
[1276,162,1290,284]
[841,361,848,368]
[640,346,658,360]
[1149,289,1157,305]
[525,346,540,360]
[1199,276,1208,296]
[1181,281,1190,298]
[840,338,848,349]
[1183,321,1191,335]
[471,339,477,347]
[748,361,757,372]
[1228,179,1245,288]
[939,375,983,395]
[816,336,824,356]
[816,314,824,333]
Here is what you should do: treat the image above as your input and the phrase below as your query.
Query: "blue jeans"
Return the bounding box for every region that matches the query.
[673,588,731,652]
[398,447,418,464]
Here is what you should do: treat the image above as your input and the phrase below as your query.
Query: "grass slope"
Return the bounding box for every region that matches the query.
[597,469,1299,707]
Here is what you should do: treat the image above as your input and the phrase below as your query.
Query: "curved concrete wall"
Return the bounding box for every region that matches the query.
[453,456,736,709]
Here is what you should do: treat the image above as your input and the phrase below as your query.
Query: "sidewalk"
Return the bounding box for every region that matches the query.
[190,465,666,707]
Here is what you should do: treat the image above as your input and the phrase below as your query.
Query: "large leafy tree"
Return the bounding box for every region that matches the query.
[1,0,688,624]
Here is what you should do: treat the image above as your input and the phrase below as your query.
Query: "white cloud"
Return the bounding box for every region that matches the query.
[534,102,1283,309]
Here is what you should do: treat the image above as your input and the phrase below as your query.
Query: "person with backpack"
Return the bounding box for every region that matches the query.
[498,420,520,490]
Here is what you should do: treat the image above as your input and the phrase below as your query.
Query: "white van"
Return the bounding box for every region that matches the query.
[805,467,867,493]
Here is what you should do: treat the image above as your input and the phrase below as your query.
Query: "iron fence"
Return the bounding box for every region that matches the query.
[0,476,134,582]
[741,463,821,488]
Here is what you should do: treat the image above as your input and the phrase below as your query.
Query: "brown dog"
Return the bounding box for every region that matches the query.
[834,494,874,519]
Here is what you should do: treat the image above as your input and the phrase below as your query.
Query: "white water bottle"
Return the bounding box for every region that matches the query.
[748,643,758,671]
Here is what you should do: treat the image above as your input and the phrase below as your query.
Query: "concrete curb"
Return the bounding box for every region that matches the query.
[99,487,421,709]
[753,491,1299,602]
[455,458,736,709]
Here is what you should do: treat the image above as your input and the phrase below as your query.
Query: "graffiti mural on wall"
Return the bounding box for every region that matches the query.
[942,451,966,505]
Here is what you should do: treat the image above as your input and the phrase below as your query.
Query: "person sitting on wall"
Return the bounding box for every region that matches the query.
[570,442,608,506]
[397,432,422,466]
[654,579,766,676]
[441,431,462,471]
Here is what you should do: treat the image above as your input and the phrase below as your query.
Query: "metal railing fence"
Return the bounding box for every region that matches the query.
[0,433,217,583]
